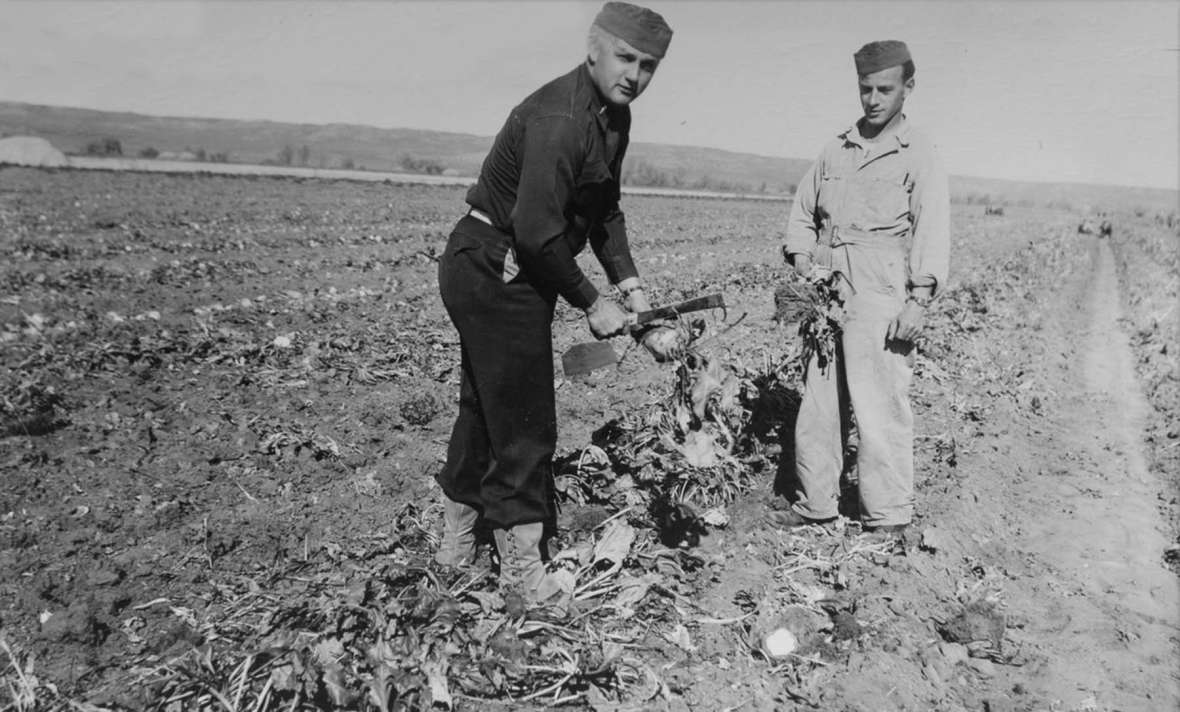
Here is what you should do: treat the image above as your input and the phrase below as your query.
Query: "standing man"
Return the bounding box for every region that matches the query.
[780,41,949,533]
[435,3,676,602]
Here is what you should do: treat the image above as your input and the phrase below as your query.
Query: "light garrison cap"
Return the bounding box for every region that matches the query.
[854,40,912,75]
[594,2,673,59]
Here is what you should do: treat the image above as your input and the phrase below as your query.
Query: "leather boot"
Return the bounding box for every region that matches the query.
[493,523,547,596]
[434,497,478,567]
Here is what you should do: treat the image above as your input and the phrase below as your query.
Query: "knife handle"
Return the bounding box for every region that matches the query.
[627,306,679,327]
[622,311,664,333]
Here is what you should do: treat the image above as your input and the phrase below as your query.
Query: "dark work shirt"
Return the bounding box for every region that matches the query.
[465,64,639,309]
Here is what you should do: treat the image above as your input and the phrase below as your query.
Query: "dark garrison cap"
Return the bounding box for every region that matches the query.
[594,2,673,58]
[854,40,912,75]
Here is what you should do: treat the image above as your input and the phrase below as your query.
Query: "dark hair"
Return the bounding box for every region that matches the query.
[902,60,916,81]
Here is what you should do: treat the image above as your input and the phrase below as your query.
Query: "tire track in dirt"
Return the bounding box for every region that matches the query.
[995,237,1180,710]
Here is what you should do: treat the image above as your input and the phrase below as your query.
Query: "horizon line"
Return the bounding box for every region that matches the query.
[2,98,1177,195]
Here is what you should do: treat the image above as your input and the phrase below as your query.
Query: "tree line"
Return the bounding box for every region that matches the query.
[80,135,789,195]
[623,159,792,195]
[84,137,229,162]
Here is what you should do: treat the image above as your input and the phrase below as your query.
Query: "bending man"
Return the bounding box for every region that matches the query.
[435,2,676,602]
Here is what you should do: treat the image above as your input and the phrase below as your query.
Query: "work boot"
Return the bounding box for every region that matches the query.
[494,524,574,617]
[493,522,547,595]
[434,497,478,567]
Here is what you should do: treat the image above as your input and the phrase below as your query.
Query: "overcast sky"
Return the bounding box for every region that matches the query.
[2,1,1177,189]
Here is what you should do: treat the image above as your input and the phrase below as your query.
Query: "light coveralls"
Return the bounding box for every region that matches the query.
[784,117,949,527]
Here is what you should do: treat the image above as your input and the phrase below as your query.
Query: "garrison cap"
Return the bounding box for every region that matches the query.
[594,2,673,59]
[854,40,912,75]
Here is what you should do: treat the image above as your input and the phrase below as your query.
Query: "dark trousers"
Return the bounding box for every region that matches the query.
[436,215,558,529]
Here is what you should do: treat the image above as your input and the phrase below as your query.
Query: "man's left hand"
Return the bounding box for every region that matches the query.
[887,301,926,343]
[618,280,652,314]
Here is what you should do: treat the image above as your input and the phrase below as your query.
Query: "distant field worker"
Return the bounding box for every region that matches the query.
[434,3,677,603]
[779,40,950,533]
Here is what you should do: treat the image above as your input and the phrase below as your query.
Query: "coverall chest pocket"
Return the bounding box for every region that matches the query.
[849,173,910,227]
[817,171,845,220]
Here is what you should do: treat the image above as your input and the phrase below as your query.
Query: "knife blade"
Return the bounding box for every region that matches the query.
[624,293,726,330]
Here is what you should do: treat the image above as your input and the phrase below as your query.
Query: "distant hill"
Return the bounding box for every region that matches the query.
[1,101,1175,213]
[948,174,1177,216]
[0,101,808,196]
[0,102,489,173]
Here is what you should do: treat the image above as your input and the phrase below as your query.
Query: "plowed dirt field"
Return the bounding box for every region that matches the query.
[2,167,1177,711]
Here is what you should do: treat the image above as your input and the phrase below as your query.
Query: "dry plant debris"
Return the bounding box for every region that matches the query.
[4,168,1176,711]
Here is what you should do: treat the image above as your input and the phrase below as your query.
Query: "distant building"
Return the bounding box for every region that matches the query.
[0,136,67,167]
[158,150,199,161]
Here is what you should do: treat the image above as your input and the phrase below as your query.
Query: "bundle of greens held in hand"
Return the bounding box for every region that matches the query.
[800,275,846,372]
[775,271,847,373]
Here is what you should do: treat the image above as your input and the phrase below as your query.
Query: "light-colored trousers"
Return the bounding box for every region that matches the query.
[792,235,915,527]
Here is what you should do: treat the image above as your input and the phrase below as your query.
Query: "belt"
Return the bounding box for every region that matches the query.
[467,207,494,227]
[827,225,905,249]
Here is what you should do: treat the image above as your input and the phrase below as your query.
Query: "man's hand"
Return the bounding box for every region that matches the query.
[790,252,813,279]
[788,252,831,284]
[585,297,628,339]
[617,280,652,314]
[887,300,926,343]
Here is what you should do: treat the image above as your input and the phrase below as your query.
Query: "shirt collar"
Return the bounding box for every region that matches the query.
[577,64,610,130]
[577,63,625,132]
[840,115,912,149]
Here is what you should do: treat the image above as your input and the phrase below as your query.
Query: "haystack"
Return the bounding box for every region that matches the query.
[0,136,67,167]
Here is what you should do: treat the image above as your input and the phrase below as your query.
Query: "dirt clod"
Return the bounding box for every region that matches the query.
[399,391,444,426]
[938,600,1006,650]
[38,602,104,645]
[830,610,863,641]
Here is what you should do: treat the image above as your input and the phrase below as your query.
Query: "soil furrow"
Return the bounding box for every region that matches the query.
[992,237,1179,710]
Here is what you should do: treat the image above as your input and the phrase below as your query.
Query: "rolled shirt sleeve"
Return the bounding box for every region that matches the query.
[784,153,825,257]
[511,115,600,309]
[907,141,950,296]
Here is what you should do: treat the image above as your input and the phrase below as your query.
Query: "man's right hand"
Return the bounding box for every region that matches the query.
[585,297,628,339]
[790,252,832,284]
[791,253,813,279]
